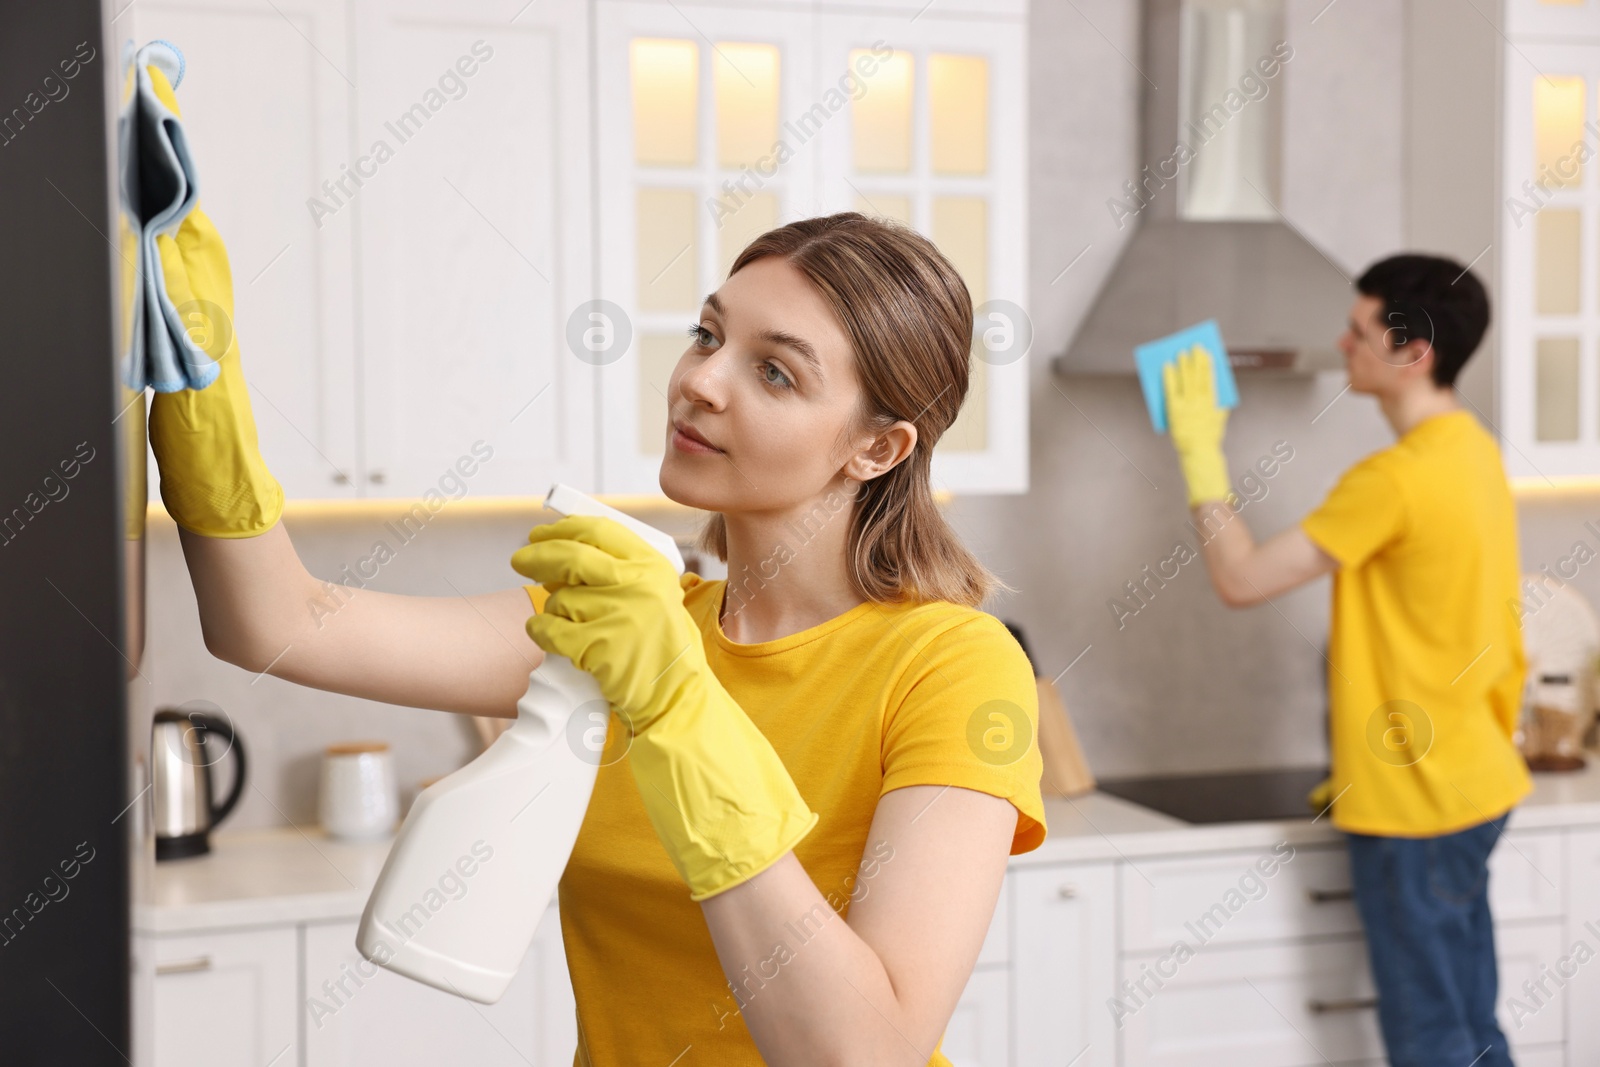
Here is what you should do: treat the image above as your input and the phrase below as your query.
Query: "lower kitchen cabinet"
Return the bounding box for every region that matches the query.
[303,909,575,1067]
[1568,827,1600,1062]
[137,926,298,1067]
[1012,862,1118,1066]
[1116,936,1384,1067]
[941,965,1011,1067]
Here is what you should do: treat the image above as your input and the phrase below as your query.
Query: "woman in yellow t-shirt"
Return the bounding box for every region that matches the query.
[155,198,1048,1064]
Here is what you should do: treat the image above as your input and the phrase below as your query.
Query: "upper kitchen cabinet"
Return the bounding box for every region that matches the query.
[593,0,1029,496]
[812,7,1029,494]
[593,1,821,495]
[1507,0,1600,37]
[1501,8,1600,479]
[129,0,361,501]
[352,0,596,499]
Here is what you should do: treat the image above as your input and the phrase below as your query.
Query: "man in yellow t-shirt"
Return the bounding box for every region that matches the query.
[1162,254,1528,1067]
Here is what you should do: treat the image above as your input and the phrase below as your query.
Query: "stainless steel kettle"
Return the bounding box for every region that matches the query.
[150,706,247,861]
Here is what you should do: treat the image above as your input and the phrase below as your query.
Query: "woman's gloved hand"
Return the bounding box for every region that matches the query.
[145,64,284,538]
[512,515,818,901]
[1162,344,1236,508]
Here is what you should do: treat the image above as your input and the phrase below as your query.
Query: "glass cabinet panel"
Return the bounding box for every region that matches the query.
[715,42,780,170]
[1536,337,1581,441]
[934,196,989,452]
[1537,209,1582,315]
[636,333,686,456]
[635,187,699,311]
[716,190,778,280]
[852,48,913,173]
[632,39,698,166]
[929,54,988,175]
[854,193,912,225]
[1534,75,1586,189]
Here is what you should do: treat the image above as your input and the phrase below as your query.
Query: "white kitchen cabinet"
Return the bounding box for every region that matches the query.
[351,0,596,501]
[1494,920,1567,1050]
[1119,843,1360,953]
[592,0,1030,496]
[812,6,1029,495]
[1565,826,1600,1063]
[137,926,299,1067]
[1012,862,1117,1067]
[941,965,1010,1067]
[1499,7,1600,479]
[1116,935,1384,1067]
[592,0,822,495]
[303,907,575,1067]
[1506,0,1600,38]
[128,0,361,501]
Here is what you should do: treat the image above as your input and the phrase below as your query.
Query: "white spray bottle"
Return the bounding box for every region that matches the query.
[356,483,684,1003]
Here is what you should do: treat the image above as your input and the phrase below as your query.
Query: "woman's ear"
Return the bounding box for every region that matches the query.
[843,420,918,482]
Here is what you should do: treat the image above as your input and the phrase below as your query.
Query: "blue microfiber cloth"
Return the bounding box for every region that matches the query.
[1134,319,1239,434]
[118,39,221,393]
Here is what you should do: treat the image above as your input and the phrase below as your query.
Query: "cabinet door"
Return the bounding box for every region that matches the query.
[353,0,596,500]
[1566,826,1600,1062]
[814,8,1029,494]
[139,927,298,1067]
[303,907,575,1067]
[940,965,1009,1067]
[594,0,819,495]
[1500,40,1600,478]
[1493,919,1566,1049]
[1012,862,1117,1067]
[128,0,361,501]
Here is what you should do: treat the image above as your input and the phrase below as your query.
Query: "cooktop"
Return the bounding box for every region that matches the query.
[1094,766,1331,825]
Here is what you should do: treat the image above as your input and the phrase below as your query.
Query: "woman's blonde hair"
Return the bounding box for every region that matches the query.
[695,211,1010,608]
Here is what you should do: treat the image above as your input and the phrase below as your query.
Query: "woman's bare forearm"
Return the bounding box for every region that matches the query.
[176,522,542,717]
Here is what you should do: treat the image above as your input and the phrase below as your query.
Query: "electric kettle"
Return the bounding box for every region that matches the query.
[150,705,247,860]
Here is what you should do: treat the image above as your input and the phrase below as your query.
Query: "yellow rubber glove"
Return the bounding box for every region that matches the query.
[1306,776,1335,815]
[511,515,819,901]
[145,64,284,538]
[1162,344,1236,508]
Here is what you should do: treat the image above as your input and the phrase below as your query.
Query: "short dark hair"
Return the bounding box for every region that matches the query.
[1354,254,1490,388]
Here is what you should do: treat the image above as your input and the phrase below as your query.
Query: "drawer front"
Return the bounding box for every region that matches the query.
[1121,843,1358,952]
[1488,830,1564,921]
[1117,936,1383,1067]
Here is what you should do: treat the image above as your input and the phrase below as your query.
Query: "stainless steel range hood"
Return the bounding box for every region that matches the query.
[1053,0,1352,376]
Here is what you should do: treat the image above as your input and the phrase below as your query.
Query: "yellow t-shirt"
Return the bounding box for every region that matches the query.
[1299,408,1531,836]
[524,574,1047,1066]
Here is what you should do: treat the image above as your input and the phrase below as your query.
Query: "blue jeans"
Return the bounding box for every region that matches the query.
[1345,812,1514,1067]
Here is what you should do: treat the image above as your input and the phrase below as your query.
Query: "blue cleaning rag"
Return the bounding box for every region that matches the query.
[1134,319,1239,434]
[118,39,220,393]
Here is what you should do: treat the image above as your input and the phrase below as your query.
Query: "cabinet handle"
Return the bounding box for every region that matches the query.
[1307,887,1353,903]
[156,956,213,976]
[368,470,387,485]
[332,471,350,485]
[1307,995,1377,1014]
[1058,883,1078,899]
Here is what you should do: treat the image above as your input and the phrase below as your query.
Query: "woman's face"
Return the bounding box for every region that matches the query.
[660,255,886,514]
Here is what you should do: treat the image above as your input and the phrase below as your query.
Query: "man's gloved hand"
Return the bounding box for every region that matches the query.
[1162,344,1236,508]
[145,64,284,538]
[512,515,818,901]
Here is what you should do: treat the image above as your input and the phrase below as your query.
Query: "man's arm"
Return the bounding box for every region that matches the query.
[1189,498,1339,607]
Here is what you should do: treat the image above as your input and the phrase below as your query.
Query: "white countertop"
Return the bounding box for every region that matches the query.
[136,756,1600,935]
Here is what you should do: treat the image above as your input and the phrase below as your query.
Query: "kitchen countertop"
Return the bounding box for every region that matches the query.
[135,756,1600,935]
